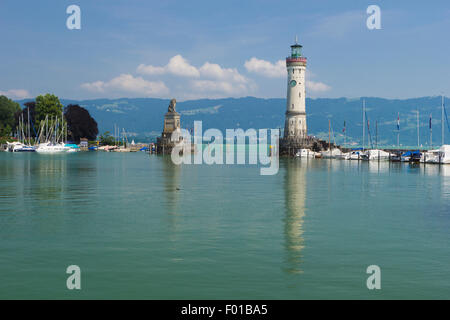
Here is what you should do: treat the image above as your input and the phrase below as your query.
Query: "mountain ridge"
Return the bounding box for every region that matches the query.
[16,96,449,147]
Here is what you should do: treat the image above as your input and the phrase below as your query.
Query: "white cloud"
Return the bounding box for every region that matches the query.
[138,55,248,83]
[137,55,253,98]
[199,62,247,83]
[244,57,285,78]
[136,64,165,76]
[244,57,331,94]
[137,55,200,77]
[306,81,331,93]
[0,89,31,99]
[191,80,249,96]
[81,74,169,97]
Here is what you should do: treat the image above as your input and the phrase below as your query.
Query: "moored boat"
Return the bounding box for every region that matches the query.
[295,148,316,158]
[361,149,392,161]
[36,142,70,153]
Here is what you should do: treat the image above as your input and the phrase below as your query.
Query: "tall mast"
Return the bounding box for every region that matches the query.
[328,119,331,151]
[344,121,346,148]
[362,99,365,151]
[417,108,420,148]
[22,115,25,143]
[442,95,445,145]
[397,112,400,149]
[27,107,31,145]
[430,113,433,148]
[375,120,378,149]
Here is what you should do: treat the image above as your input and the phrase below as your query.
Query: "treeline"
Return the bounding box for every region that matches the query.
[0,93,98,143]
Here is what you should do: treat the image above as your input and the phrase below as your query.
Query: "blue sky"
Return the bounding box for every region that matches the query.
[0,0,449,101]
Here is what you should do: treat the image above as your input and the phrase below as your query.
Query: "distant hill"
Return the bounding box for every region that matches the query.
[17,96,449,147]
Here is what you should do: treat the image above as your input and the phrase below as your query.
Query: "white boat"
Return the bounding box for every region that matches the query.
[361,149,392,161]
[36,142,70,153]
[344,150,363,160]
[6,142,36,152]
[6,142,23,152]
[321,148,343,159]
[420,149,440,163]
[438,145,450,164]
[295,149,316,158]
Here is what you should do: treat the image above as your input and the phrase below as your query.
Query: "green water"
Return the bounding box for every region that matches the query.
[0,152,449,299]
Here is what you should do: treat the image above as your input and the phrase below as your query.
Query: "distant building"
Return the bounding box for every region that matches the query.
[80,138,88,148]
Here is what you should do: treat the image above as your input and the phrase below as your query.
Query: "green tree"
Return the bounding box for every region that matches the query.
[0,95,21,136]
[99,131,115,146]
[35,94,63,122]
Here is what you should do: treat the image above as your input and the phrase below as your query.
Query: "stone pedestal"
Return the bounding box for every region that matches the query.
[157,112,181,154]
[163,111,180,134]
[280,136,329,156]
[156,98,183,155]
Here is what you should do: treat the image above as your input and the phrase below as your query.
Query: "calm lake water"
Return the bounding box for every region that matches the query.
[0,151,449,299]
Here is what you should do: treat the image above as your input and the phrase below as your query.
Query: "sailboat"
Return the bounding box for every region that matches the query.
[6,141,35,152]
[437,95,450,164]
[114,128,131,152]
[321,119,343,158]
[7,111,36,152]
[35,115,70,153]
[345,99,367,160]
[421,96,450,164]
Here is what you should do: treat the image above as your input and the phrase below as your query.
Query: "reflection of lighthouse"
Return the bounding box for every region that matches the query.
[284,37,307,141]
[283,159,307,274]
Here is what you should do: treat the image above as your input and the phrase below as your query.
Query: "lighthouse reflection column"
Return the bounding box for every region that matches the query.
[283,159,307,274]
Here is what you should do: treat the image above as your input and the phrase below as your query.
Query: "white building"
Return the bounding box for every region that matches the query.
[284,39,307,141]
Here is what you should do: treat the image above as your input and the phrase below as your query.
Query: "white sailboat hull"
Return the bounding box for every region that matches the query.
[36,143,70,153]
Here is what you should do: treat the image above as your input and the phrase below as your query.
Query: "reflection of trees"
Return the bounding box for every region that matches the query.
[29,154,96,202]
[283,158,307,274]
[29,155,67,201]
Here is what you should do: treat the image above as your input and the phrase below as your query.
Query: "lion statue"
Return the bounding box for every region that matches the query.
[168,98,177,113]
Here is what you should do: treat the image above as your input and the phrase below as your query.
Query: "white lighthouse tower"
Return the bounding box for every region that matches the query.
[284,38,307,141]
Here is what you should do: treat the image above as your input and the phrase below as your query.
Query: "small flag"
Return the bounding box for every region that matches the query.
[397,113,400,131]
[343,121,346,133]
[429,114,432,129]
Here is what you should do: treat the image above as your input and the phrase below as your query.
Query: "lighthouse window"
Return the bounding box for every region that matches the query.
[299,92,301,98]
[291,104,294,109]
